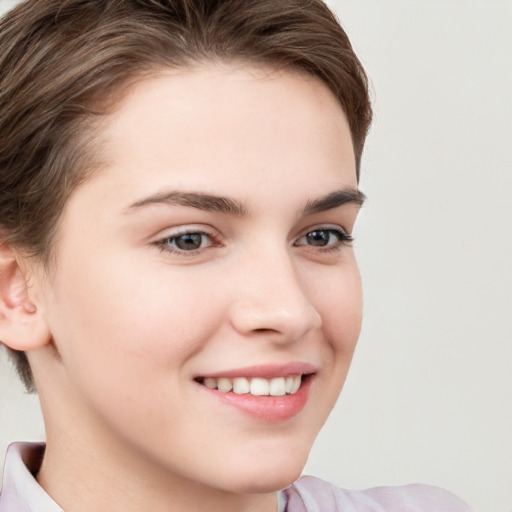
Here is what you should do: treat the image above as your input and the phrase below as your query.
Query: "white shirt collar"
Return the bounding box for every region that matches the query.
[0,442,63,512]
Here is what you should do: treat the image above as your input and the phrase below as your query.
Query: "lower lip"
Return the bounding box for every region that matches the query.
[197,375,313,422]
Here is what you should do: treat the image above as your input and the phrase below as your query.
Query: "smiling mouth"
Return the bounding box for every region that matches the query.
[195,374,310,397]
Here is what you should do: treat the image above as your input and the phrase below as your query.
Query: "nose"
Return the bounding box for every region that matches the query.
[228,248,322,343]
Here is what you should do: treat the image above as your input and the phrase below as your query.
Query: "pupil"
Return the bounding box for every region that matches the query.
[306,230,329,246]
[175,233,202,250]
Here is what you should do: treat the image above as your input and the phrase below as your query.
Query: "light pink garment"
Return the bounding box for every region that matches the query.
[1,443,473,512]
[283,475,473,512]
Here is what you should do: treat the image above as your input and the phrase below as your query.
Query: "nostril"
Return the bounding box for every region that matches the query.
[253,328,277,334]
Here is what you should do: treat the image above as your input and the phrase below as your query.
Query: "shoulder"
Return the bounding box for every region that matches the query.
[283,476,473,512]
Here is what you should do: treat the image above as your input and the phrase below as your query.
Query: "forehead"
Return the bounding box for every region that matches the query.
[59,63,358,233]
[98,64,356,190]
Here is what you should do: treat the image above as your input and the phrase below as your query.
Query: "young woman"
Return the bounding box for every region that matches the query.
[0,1,472,511]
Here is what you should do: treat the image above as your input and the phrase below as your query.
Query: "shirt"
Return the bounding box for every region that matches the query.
[0,442,473,511]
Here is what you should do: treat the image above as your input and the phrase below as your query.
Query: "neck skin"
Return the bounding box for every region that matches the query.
[36,421,278,512]
[32,355,278,512]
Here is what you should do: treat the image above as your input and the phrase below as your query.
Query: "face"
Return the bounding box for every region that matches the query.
[35,65,363,494]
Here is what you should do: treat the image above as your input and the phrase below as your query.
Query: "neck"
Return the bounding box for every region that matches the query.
[37,431,278,512]
[31,353,282,512]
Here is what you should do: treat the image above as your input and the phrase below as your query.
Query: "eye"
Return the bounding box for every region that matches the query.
[156,230,216,254]
[294,227,353,249]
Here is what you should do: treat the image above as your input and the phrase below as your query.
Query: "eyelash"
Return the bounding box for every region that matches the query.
[155,228,220,255]
[293,227,353,252]
[154,227,353,256]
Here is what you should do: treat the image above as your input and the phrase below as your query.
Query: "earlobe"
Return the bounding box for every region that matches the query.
[0,242,51,351]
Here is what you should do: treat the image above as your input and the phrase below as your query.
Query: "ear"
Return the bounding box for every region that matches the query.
[0,242,51,351]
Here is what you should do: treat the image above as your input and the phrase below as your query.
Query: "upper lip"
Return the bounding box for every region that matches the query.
[197,362,318,380]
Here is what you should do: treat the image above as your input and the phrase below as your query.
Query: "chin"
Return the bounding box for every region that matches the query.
[218,453,308,494]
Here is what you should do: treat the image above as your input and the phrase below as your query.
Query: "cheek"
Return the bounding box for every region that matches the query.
[311,258,363,349]
[311,259,362,399]
[44,253,223,398]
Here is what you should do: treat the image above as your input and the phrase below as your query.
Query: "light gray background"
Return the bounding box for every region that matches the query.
[0,1,510,511]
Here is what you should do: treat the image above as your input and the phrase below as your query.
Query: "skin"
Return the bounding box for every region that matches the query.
[13,65,363,512]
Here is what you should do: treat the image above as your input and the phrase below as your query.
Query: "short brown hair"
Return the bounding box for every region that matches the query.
[0,0,372,391]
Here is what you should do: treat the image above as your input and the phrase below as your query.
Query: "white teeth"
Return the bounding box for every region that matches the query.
[290,375,301,394]
[217,378,233,393]
[204,377,217,389]
[200,375,304,396]
[250,377,270,396]
[232,377,250,394]
[269,377,286,396]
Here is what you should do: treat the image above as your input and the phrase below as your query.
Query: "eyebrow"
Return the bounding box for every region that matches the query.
[126,191,248,216]
[125,187,365,216]
[301,188,366,215]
